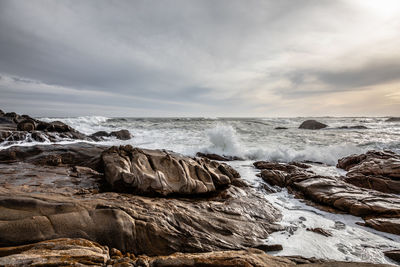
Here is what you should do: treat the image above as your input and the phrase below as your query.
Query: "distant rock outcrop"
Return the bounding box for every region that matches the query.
[299,120,327,129]
[386,117,400,122]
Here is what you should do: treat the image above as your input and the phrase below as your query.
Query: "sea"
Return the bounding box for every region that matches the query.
[1,116,399,264]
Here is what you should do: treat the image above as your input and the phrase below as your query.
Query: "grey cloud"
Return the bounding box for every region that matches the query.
[0,0,399,116]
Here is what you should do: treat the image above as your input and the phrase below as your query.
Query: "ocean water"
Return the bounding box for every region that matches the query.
[1,116,400,264]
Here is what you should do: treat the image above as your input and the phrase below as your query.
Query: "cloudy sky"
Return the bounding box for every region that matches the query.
[0,0,399,117]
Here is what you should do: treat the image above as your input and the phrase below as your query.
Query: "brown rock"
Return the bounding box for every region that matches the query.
[0,238,109,266]
[102,145,240,196]
[0,143,281,256]
[16,118,36,132]
[384,250,400,264]
[337,151,400,194]
[253,159,400,235]
[110,129,132,140]
[306,227,332,237]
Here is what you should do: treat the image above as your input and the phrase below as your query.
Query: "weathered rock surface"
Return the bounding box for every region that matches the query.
[253,160,400,235]
[0,143,282,256]
[299,120,327,130]
[337,151,400,194]
[102,145,241,196]
[1,241,395,267]
[0,238,110,266]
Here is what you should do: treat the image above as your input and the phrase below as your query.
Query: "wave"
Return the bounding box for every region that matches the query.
[40,116,110,134]
[200,124,365,165]
[203,124,242,156]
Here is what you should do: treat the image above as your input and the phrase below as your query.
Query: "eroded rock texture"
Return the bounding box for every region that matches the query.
[0,238,110,266]
[253,159,400,235]
[0,239,395,267]
[0,144,281,256]
[102,145,240,196]
[337,151,400,194]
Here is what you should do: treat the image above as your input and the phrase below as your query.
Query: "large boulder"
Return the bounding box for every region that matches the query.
[337,151,400,194]
[102,145,240,196]
[299,120,327,130]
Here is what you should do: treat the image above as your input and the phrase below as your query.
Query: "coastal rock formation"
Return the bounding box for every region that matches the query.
[299,120,327,129]
[102,145,240,196]
[253,160,400,235]
[337,151,400,194]
[0,143,282,256]
[90,129,132,141]
[386,117,400,122]
[0,238,110,266]
[0,240,396,266]
[0,110,89,144]
[0,109,132,145]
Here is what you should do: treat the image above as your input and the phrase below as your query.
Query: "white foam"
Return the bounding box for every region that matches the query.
[202,124,243,157]
[40,116,110,134]
[247,144,365,165]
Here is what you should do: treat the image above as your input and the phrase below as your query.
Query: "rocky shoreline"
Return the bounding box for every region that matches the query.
[0,111,399,266]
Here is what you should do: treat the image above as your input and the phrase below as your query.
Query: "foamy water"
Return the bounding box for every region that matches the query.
[1,116,400,264]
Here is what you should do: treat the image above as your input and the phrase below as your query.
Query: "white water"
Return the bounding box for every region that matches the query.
[1,116,400,264]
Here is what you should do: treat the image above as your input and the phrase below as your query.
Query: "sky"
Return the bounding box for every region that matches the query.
[0,0,400,117]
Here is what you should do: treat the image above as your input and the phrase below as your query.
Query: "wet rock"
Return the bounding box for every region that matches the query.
[102,145,240,196]
[136,249,294,267]
[90,129,132,141]
[0,110,98,145]
[110,129,132,140]
[306,227,332,237]
[254,244,283,252]
[384,250,400,264]
[253,159,400,235]
[0,238,110,266]
[16,119,35,132]
[386,117,400,122]
[363,218,400,235]
[299,120,327,130]
[337,151,400,194]
[0,143,281,256]
[338,125,368,129]
[196,152,243,161]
